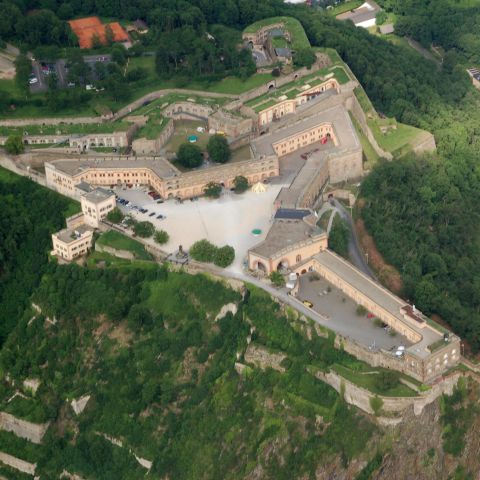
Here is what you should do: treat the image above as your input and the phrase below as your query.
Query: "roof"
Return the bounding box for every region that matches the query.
[82,187,114,204]
[54,224,93,244]
[379,23,394,34]
[75,181,93,193]
[274,208,311,220]
[249,218,325,258]
[47,156,179,180]
[336,1,381,25]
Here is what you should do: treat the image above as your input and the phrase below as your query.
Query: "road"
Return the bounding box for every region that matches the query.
[406,37,442,70]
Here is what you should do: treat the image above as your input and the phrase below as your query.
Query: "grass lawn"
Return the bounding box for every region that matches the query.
[164,120,209,153]
[0,165,20,183]
[96,230,153,260]
[135,114,170,140]
[328,0,363,16]
[349,113,380,168]
[369,119,424,153]
[87,250,156,269]
[243,16,311,50]
[332,364,418,397]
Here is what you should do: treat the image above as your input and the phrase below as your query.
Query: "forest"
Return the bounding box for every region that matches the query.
[0,167,78,345]
[0,263,376,479]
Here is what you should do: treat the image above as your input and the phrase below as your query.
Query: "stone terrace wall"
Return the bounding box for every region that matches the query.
[95,243,135,260]
[316,369,461,417]
[0,451,36,475]
[0,412,49,444]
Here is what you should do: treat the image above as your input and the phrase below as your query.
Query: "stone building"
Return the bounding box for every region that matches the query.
[80,187,116,228]
[51,223,94,262]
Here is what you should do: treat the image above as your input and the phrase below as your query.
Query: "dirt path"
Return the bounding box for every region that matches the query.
[406,37,442,70]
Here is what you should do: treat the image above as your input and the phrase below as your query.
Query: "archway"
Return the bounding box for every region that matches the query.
[256,261,267,272]
[277,259,289,271]
[301,269,307,275]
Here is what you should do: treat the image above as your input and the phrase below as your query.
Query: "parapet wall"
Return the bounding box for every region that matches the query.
[0,412,49,444]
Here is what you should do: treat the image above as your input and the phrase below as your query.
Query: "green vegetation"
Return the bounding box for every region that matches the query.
[332,364,416,397]
[441,379,477,456]
[207,134,231,164]
[326,0,363,16]
[106,207,124,224]
[328,215,350,258]
[134,114,170,140]
[189,239,235,268]
[133,221,155,238]
[4,134,24,154]
[0,121,132,137]
[269,271,286,287]
[233,175,249,193]
[96,230,152,260]
[177,142,203,169]
[0,262,376,478]
[355,452,384,479]
[243,16,311,50]
[0,166,78,344]
[203,181,222,198]
[154,229,169,245]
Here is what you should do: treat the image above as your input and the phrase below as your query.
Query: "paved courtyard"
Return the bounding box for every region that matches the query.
[297,273,411,351]
[115,183,286,273]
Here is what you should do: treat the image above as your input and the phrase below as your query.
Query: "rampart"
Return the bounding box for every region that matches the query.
[0,451,36,475]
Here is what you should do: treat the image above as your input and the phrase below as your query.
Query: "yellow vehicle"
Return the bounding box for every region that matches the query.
[302,300,313,308]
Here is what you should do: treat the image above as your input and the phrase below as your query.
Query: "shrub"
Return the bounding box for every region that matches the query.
[370,395,383,416]
[189,239,217,262]
[356,305,367,316]
[374,370,400,393]
[177,143,203,168]
[213,245,235,267]
[106,207,124,224]
[269,271,285,287]
[203,182,222,198]
[134,221,154,238]
[233,175,249,193]
[207,134,231,164]
[154,230,169,245]
[4,135,24,155]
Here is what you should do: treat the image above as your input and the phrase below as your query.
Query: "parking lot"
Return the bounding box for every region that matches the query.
[29,54,111,93]
[297,273,411,351]
[114,182,286,273]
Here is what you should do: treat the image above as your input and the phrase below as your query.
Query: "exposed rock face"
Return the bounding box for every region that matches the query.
[214,303,238,321]
[244,344,286,372]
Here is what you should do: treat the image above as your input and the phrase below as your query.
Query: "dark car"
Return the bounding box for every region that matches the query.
[156,214,164,219]
[149,212,155,217]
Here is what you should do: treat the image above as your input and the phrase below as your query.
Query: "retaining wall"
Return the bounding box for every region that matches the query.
[0,412,49,444]
[0,451,36,475]
[95,243,135,260]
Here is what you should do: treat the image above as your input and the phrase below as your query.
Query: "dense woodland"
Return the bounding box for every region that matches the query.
[0,264,375,478]
[0,168,77,345]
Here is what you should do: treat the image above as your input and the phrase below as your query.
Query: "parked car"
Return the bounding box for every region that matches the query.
[302,300,313,308]
[156,214,164,219]
[29,77,38,85]
[149,212,155,217]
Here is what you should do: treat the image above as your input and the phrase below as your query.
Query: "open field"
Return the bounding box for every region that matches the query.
[164,120,209,153]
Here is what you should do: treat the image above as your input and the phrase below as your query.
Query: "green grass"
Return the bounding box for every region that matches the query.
[87,250,157,269]
[164,120,209,153]
[243,16,311,50]
[0,166,20,183]
[354,86,374,114]
[327,0,363,16]
[349,113,380,168]
[368,119,424,153]
[0,121,131,137]
[331,364,418,397]
[96,230,153,260]
[135,114,171,140]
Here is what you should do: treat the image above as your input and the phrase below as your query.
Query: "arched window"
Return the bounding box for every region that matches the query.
[296,254,302,263]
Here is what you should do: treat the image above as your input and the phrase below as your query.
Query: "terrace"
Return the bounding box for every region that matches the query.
[0,121,132,137]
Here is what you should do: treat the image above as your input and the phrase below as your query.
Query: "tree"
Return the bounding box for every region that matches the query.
[105,24,114,46]
[213,245,235,268]
[4,136,24,155]
[233,175,249,194]
[111,45,127,66]
[106,208,124,224]
[154,230,169,245]
[207,134,231,164]
[91,33,103,49]
[294,48,316,69]
[376,11,388,25]
[177,143,203,168]
[14,55,32,96]
[203,182,222,198]
[374,371,400,393]
[189,239,217,262]
[328,216,349,258]
[134,221,154,238]
[269,271,285,287]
